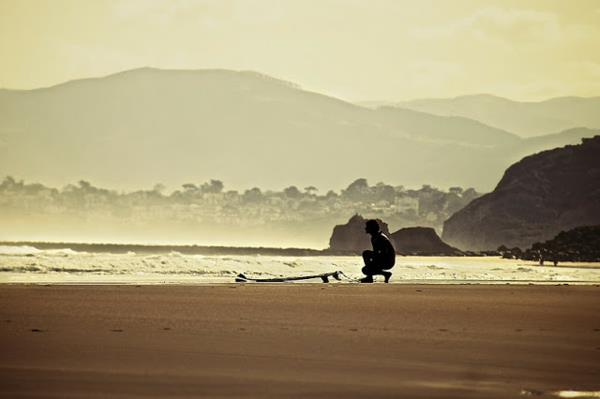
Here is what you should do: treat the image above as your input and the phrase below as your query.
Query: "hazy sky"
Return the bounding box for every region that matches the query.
[1,0,599,101]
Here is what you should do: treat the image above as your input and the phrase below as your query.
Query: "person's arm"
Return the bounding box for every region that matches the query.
[372,235,388,256]
[375,235,395,260]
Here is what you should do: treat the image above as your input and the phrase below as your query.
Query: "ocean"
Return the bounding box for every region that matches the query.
[1,245,599,285]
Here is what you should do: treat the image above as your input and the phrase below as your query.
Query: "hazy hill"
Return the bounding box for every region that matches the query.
[0,68,596,192]
[385,94,600,137]
[442,136,600,251]
[373,106,519,146]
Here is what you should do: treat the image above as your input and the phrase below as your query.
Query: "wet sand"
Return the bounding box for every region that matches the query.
[1,284,599,398]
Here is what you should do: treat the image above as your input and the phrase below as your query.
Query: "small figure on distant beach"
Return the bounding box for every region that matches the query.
[361,219,395,283]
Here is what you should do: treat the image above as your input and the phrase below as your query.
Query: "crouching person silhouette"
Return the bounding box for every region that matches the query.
[361,219,395,283]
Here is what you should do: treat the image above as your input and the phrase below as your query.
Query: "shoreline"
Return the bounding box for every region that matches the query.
[2,279,600,286]
[1,284,599,398]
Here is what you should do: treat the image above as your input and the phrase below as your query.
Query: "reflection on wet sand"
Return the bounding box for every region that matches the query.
[553,391,600,398]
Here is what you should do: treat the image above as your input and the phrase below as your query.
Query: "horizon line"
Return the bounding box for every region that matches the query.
[2,66,600,104]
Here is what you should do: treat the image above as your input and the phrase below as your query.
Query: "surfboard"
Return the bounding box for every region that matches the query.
[235,270,343,283]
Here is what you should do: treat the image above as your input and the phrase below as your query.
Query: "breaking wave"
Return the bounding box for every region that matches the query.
[1,245,599,284]
[0,245,82,256]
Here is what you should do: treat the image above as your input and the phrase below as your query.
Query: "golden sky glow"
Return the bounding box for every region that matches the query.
[1,0,599,101]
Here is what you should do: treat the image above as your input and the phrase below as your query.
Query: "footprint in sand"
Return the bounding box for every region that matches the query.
[30,329,44,333]
[162,327,171,331]
[111,329,123,333]
[349,328,358,332]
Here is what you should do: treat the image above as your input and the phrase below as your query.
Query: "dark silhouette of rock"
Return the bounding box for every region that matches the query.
[328,215,390,253]
[443,136,600,250]
[521,225,600,264]
[328,216,461,256]
[391,227,462,256]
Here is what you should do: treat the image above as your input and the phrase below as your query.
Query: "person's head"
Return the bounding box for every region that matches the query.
[365,219,380,235]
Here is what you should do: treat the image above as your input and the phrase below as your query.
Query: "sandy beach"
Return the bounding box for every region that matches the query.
[1,284,599,398]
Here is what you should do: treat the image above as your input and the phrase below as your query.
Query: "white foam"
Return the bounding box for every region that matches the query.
[0,245,41,255]
[0,252,599,284]
[0,246,82,256]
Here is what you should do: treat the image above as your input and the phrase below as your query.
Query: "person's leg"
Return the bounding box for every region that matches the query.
[360,265,375,282]
[360,251,375,282]
[362,250,374,265]
[361,264,380,275]
[361,264,387,283]
[362,267,391,283]
[360,250,375,283]
[381,270,392,283]
[361,252,393,283]
[381,262,393,283]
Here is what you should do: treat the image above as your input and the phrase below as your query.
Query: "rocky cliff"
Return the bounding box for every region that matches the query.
[391,227,462,255]
[442,136,600,250]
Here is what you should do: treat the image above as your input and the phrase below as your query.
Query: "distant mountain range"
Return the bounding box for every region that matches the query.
[1,68,597,191]
[362,94,600,137]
